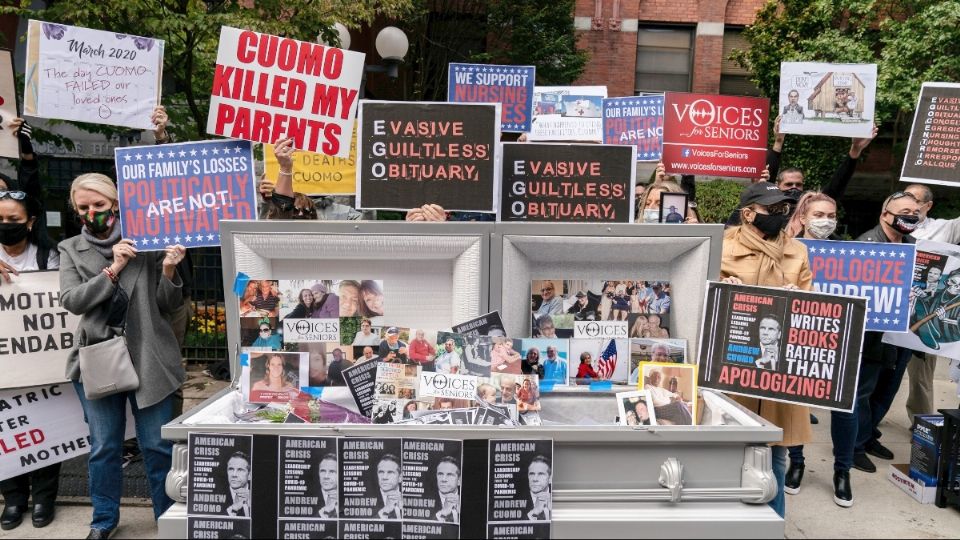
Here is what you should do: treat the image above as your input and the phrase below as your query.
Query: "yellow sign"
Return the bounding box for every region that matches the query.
[263,129,357,195]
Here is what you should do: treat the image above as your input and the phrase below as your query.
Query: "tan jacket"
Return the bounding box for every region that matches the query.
[720,227,813,447]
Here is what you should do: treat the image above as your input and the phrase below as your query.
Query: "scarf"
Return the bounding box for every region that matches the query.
[734,225,787,286]
[81,223,122,260]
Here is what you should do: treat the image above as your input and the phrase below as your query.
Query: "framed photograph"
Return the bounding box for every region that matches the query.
[616,390,657,426]
[639,362,698,426]
[659,192,688,223]
[629,338,687,384]
[241,350,308,404]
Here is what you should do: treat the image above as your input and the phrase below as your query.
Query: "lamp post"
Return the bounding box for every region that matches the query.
[321,24,409,98]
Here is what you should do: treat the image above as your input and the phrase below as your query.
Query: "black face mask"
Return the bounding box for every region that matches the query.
[888,214,920,234]
[0,222,29,246]
[783,188,803,201]
[752,212,789,238]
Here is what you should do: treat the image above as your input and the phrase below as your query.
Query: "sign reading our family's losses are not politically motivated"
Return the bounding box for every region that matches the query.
[530,86,606,142]
[778,62,877,139]
[0,49,20,159]
[115,139,256,250]
[799,239,916,333]
[448,63,535,133]
[24,21,164,130]
[699,282,866,412]
[499,143,635,223]
[900,82,960,187]
[264,129,357,195]
[662,92,769,179]
[602,95,664,161]
[0,271,79,389]
[207,26,365,157]
[357,101,500,212]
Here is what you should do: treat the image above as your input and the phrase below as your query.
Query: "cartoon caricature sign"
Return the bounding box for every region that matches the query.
[778,62,877,138]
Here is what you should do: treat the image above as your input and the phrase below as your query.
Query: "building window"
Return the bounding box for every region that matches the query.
[635,26,694,94]
[720,28,761,96]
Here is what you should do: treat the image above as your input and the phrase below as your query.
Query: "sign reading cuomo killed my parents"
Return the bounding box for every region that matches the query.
[357,101,500,211]
[448,63,535,133]
[602,95,664,161]
[799,239,915,333]
[900,82,960,187]
[24,21,164,130]
[499,143,635,222]
[662,92,769,179]
[207,26,365,157]
[115,139,256,250]
[698,282,866,412]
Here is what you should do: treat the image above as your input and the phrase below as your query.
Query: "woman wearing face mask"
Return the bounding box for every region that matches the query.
[58,173,186,539]
[635,180,700,224]
[786,192,839,240]
[718,181,812,520]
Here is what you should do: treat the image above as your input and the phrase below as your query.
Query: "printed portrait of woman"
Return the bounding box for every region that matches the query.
[250,353,299,402]
[359,280,385,318]
[339,280,362,317]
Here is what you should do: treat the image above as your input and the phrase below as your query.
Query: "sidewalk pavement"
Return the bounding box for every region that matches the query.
[2,364,958,539]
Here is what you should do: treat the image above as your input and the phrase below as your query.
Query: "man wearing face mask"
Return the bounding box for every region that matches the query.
[848,192,921,479]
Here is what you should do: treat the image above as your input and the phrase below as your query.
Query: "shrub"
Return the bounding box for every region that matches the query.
[695,180,745,224]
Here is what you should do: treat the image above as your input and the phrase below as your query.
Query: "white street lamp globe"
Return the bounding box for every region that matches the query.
[318,22,351,49]
[375,26,408,61]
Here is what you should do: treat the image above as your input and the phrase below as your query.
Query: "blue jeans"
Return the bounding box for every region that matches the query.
[74,382,175,531]
[783,404,859,473]
[787,445,804,466]
[864,348,912,447]
[769,445,787,518]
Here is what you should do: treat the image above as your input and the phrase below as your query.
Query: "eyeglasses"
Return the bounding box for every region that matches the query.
[0,191,26,200]
[883,191,919,212]
[540,287,554,293]
[259,328,271,333]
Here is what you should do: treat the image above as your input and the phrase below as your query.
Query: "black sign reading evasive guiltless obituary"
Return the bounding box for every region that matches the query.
[487,439,553,539]
[499,143,636,223]
[187,433,254,538]
[357,101,500,212]
[900,82,960,187]
[277,436,339,539]
[401,439,464,539]
[698,282,866,412]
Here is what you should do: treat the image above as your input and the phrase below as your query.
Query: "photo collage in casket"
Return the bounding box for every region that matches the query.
[531,279,672,339]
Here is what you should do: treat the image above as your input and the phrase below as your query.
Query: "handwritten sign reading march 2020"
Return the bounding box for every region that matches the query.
[603,95,664,161]
[448,63,535,133]
[357,101,500,212]
[115,139,256,250]
[24,20,163,130]
[207,26,365,158]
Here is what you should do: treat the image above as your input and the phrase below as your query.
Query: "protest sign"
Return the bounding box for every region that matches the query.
[188,433,253,537]
[799,239,916,332]
[400,438,463,537]
[207,26,365,157]
[342,359,379,417]
[357,101,500,211]
[883,240,960,360]
[0,383,134,481]
[778,62,877,138]
[487,439,553,539]
[23,20,163,130]
[338,437,403,535]
[499,142,635,223]
[698,282,866,412]
[452,311,506,337]
[277,436,339,535]
[602,95,664,161]
[0,271,78,389]
[264,128,357,195]
[0,50,20,159]
[115,139,256,250]
[530,86,607,142]
[448,63,535,133]
[662,92,769,179]
[899,82,960,187]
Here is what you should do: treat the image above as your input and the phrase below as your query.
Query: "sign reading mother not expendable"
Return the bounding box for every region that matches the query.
[448,63,535,133]
[662,92,769,179]
[699,282,866,412]
[207,26,365,157]
[499,143,636,223]
[799,239,916,333]
[357,101,500,212]
[602,95,664,161]
[115,139,256,250]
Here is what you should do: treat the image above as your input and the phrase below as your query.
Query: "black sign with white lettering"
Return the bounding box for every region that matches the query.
[487,439,553,539]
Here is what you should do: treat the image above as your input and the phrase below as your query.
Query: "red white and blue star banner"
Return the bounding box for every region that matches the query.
[115,139,256,250]
[799,239,916,333]
[447,63,535,133]
[602,95,664,161]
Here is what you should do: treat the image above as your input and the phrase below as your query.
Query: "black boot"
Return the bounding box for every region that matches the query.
[31,502,55,528]
[852,453,876,473]
[1,504,27,531]
[784,462,804,495]
[833,470,854,507]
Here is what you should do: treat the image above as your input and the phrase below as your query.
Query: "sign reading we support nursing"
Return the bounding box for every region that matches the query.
[602,95,664,161]
[448,63,535,133]
[115,139,256,250]
[799,239,916,333]
[698,282,866,412]
[207,26,365,157]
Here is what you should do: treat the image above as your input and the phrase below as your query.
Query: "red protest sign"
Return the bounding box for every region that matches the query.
[207,27,365,158]
[662,93,769,179]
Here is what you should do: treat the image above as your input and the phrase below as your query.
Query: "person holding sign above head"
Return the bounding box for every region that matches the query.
[719,181,813,518]
[635,176,699,224]
[58,172,187,540]
[263,137,362,220]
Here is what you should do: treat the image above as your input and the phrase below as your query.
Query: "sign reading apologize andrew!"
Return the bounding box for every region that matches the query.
[899,82,960,187]
[799,239,915,333]
[448,63,535,133]
[499,142,635,222]
[116,139,256,250]
[207,26,365,157]
[698,282,866,412]
[662,92,769,179]
[602,95,664,161]
[357,101,500,211]
[24,20,164,130]
[0,271,78,389]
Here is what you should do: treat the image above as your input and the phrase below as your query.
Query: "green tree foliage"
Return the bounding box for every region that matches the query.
[693,180,743,225]
[0,0,416,142]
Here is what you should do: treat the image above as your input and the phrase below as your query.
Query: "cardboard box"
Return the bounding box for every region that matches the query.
[889,463,937,504]
[909,414,944,486]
